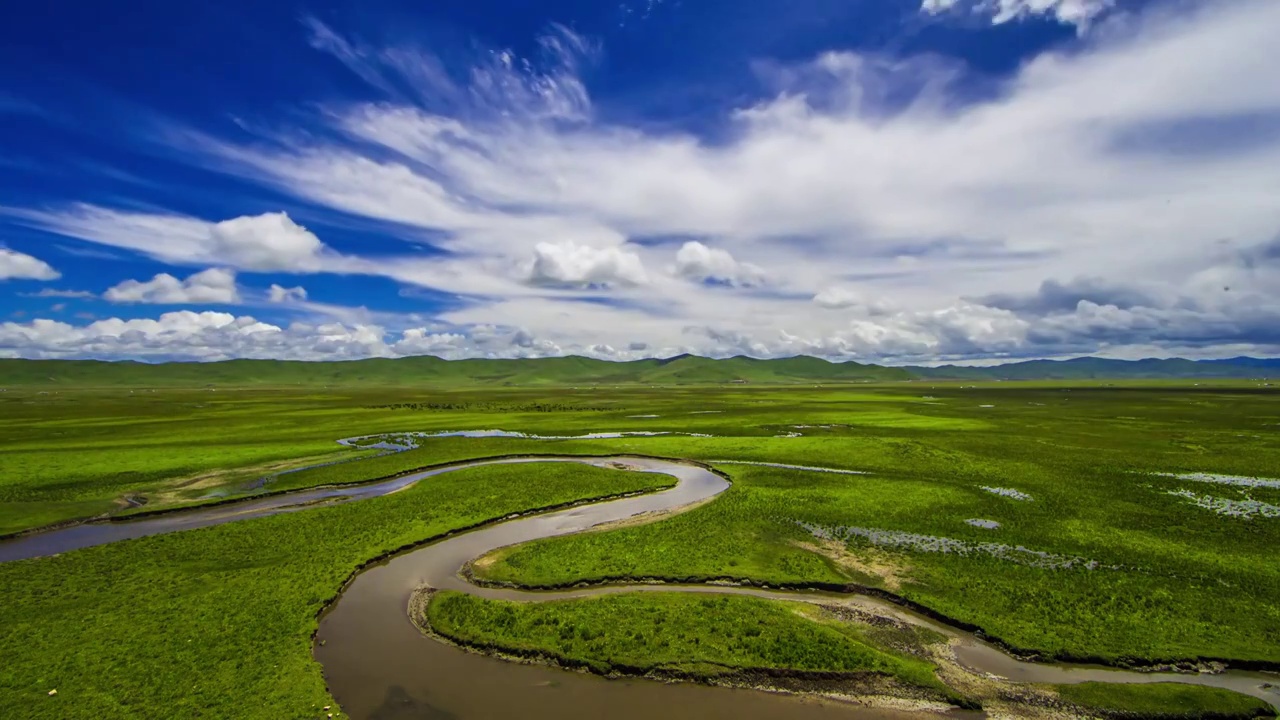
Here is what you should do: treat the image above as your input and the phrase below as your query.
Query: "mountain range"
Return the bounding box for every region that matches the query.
[1,354,1278,387]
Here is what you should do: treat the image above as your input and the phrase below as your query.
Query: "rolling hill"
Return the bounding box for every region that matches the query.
[0,354,1275,388]
[905,356,1280,380]
[0,354,910,388]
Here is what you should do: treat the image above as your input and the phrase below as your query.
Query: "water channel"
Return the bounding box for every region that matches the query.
[2,446,1276,718]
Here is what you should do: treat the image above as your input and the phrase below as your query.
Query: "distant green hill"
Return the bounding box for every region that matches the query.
[905,356,1280,380]
[0,354,910,388]
[0,354,1275,388]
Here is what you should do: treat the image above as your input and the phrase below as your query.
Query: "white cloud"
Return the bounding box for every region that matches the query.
[21,288,94,299]
[10,209,336,273]
[0,248,59,281]
[304,17,594,122]
[104,268,241,305]
[0,311,388,362]
[393,324,566,359]
[523,241,648,288]
[813,286,894,314]
[921,0,1115,29]
[206,214,328,272]
[813,287,862,309]
[8,1,1280,362]
[267,284,308,303]
[0,312,586,362]
[673,241,765,287]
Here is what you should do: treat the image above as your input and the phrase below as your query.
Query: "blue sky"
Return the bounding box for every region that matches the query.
[1,0,1277,363]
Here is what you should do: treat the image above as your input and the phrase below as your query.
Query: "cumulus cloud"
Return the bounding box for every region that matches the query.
[0,311,387,362]
[394,324,566,359]
[921,0,1114,29]
[0,248,59,281]
[673,242,765,287]
[973,277,1166,315]
[681,301,1029,360]
[8,1,1280,362]
[10,209,336,273]
[523,241,648,288]
[969,236,1280,353]
[172,0,1278,315]
[104,268,241,305]
[206,214,329,272]
[0,312,586,362]
[267,284,308,303]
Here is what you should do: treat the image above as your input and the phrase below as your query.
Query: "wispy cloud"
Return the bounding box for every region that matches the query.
[12,207,341,273]
[6,1,1280,362]
[920,0,1115,30]
[20,288,96,299]
[0,93,44,118]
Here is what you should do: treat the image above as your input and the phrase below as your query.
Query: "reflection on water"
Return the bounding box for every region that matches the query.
[368,687,457,720]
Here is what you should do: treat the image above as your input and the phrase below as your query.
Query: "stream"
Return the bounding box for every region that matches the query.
[2,445,1277,718]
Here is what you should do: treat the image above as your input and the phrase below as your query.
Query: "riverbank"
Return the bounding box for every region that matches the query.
[0,460,678,720]
[410,587,1275,719]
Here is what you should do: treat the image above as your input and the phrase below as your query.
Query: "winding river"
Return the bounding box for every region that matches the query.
[2,450,1278,718]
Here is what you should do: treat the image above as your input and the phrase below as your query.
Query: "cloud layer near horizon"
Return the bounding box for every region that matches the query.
[3,0,1280,363]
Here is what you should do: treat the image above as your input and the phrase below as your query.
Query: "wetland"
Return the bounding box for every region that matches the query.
[2,381,1278,718]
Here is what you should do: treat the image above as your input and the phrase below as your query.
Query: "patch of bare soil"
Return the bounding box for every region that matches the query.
[926,638,1088,719]
[586,496,717,533]
[147,452,354,505]
[471,550,503,572]
[815,601,1088,718]
[792,538,913,591]
[411,583,1104,718]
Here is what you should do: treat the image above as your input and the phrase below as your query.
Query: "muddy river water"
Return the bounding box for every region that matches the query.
[2,453,1277,718]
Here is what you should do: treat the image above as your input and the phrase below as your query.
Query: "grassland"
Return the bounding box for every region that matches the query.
[422,591,1272,717]
[1,379,1278,717]
[462,385,1280,667]
[3,354,1276,388]
[0,353,911,388]
[474,460,1280,664]
[424,591,958,701]
[0,461,675,719]
[1053,682,1274,718]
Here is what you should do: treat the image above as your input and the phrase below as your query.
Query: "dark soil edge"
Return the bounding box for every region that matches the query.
[0,451,711,542]
[463,570,1280,676]
[7,447,1279,704]
[407,587,975,711]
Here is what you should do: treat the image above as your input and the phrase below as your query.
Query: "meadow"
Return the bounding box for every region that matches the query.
[426,590,966,706]
[0,461,674,719]
[0,378,1277,717]
[1053,683,1275,719]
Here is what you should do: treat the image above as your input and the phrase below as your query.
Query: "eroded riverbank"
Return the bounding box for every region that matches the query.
[3,445,1276,717]
[310,456,1280,717]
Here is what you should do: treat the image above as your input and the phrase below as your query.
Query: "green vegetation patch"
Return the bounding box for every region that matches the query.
[4,380,1280,716]
[474,385,1280,667]
[425,591,954,698]
[0,462,674,719]
[1054,682,1274,719]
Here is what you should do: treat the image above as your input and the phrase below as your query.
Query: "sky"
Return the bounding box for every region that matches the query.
[1,0,1277,365]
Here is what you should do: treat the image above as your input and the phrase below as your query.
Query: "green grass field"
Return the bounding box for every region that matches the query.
[0,461,674,719]
[1053,682,1274,719]
[425,591,963,703]
[1,379,1277,717]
